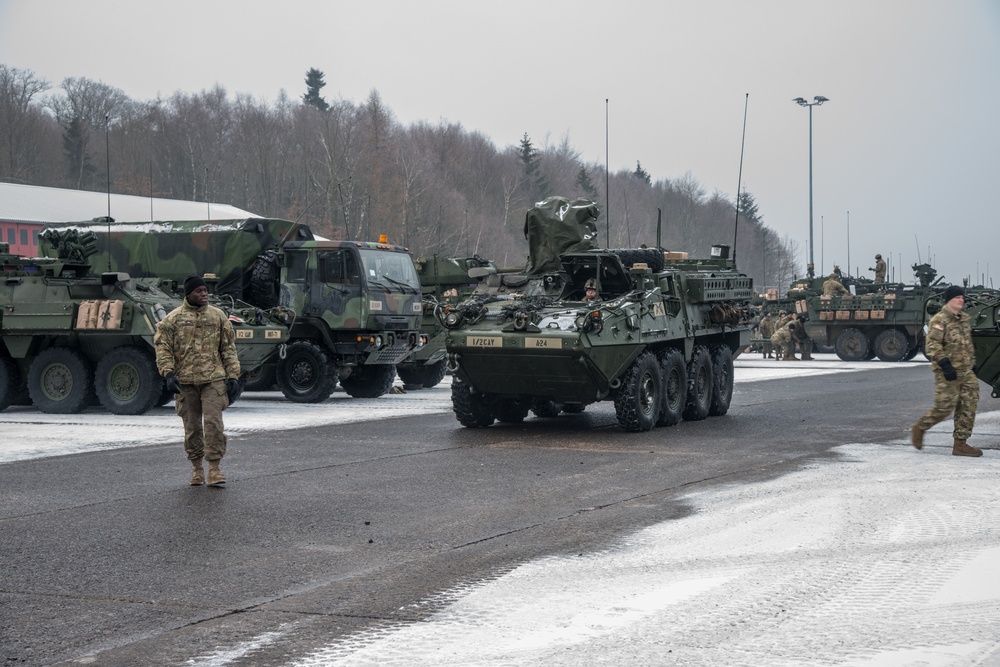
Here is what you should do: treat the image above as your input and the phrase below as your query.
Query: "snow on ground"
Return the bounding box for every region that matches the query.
[0,354,914,464]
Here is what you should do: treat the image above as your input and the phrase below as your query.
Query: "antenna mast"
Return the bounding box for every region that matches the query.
[105,114,112,271]
[732,93,748,264]
[605,98,610,248]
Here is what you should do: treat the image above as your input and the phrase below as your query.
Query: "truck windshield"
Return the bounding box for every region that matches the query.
[359,249,420,292]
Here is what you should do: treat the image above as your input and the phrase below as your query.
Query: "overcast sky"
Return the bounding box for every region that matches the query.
[1,0,997,286]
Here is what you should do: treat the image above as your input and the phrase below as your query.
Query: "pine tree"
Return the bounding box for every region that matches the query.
[633,160,651,185]
[575,165,599,201]
[302,68,330,112]
[519,133,550,199]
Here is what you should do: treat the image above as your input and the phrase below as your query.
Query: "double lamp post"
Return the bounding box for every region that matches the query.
[793,95,829,279]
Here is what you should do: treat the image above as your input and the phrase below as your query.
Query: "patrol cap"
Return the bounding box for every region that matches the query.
[942,284,965,303]
[184,274,207,296]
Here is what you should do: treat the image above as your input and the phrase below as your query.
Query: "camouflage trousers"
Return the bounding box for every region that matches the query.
[914,368,979,440]
[175,380,230,462]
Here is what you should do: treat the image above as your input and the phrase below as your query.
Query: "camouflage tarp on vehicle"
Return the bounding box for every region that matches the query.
[523,196,599,275]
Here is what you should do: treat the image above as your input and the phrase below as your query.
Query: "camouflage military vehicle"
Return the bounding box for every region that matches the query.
[970,294,1000,398]
[0,235,290,415]
[767,263,947,362]
[40,218,423,402]
[396,254,497,389]
[443,196,754,432]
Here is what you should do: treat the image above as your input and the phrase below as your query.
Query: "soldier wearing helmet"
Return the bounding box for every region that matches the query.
[584,278,600,304]
[869,253,886,284]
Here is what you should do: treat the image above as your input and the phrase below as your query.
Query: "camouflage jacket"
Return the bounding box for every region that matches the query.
[823,278,848,296]
[154,300,240,384]
[924,308,975,372]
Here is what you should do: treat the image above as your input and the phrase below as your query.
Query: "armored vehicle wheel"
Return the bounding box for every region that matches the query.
[531,398,563,418]
[95,347,162,415]
[614,351,661,432]
[276,340,337,403]
[682,345,713,421]
[0,354,18,412]
[656,348,687,427]
[397,359,448,389]
[874,329,910,362]
[250,248,281,308]
[708,345,735,416]
[28,347,93,414]
[834,328,870,362]
[243,363,277,391]
[561,403,585,413]
[495,397,530,423]
[341,364,396,398]
[452,378,496,427]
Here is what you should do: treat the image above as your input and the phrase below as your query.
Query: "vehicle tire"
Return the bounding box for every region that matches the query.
[397,359,448,389]
[0,353,18,412]
[708,345,735,416]
[250,248,281,308]
[396,365,423,387]
[682,345,713,421]
[531,398,563,418]
[614,351,661,432]
[561,403,585,413]
[834,328,870,362]
[95,346,162,415]
[28,347,93,414]
[341,364,396,399]
[656,348,686,427]
[243,363,277,391]
[873,329,910,362]
[610,248,665,272]
[495,397,530,423]
[451,378,495,427]
[276,340,337,403]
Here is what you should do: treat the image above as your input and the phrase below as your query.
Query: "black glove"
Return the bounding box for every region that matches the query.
[937,358,957,381]
[165,372,181,394]
[225,378,239,403]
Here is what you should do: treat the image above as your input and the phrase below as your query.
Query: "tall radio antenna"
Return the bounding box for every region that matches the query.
[732,93,749,264]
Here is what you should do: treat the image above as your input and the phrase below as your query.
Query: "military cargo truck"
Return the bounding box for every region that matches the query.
[443,196,754,432]
[0,235,290,415]
[396,255,497,389]
[40,219,424,402]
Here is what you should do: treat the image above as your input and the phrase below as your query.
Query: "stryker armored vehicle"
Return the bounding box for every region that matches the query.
[0,234,290,415]
[443,196,754,432]
[766,263,949,362]
[396,254,497,389]
[40,218,424,402]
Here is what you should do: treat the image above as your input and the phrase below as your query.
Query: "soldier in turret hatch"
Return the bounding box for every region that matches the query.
[584,278,601,304]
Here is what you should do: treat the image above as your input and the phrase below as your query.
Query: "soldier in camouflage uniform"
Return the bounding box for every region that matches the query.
[791,315,814,360]
[911,285,981,457]
[823,272,849,296]
[870,253,887,284]
[155,275,241,485]
[771,321,798,360]
[758,312,775,358]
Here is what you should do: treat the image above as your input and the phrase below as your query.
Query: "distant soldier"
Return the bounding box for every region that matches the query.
[791,315,814,360]
[833,264,843,280]
[758,312,775,358]
[823,272,849,296]
[771,322,798,360]
[911,285,982,457]
[870,254,887,283]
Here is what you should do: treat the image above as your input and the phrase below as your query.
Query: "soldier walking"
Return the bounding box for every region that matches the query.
[911,285,982,457]
[155,275,242,485]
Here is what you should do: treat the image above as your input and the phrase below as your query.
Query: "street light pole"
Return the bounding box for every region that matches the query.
[793,95,829,279]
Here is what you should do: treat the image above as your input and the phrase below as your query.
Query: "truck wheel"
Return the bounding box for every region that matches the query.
[451,378,495,427]
[95,347,162,415]
[656,348,687,427]
[834,328,870,362]
[250,248,281,308]
[495,397,530,423]
[28,347,93,414]
[243,363,277,391]
[708,345,735,416]
[874,329,910,362]
[0,354,18,412]
[397,360,447,389]
[341,364,395,398]
[531,398,563,418]
[614,351,661,432]
[276,340,337,403]
[682,345,713,421]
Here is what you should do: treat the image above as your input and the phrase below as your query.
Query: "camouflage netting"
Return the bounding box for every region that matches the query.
[523,196,599,275]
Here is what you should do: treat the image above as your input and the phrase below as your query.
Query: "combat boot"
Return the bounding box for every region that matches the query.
[190,458,205,486]
[801,352,814,360]
[206,460,226,486]
[784,350,798,361]
[910,425,924,450]
[952,439,983,457]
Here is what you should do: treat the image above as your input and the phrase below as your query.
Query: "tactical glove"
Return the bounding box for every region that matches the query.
[937,357,958,381]
[165,372,181,394]
[225,378,239,403]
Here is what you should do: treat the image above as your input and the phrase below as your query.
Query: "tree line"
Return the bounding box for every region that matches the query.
[0,64,801,289]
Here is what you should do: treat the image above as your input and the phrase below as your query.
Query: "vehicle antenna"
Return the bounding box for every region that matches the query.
[914,235,922,263]
[105,113,112,271]
[605,98,610,249]
[732,93,749,264]
[656,208,662,252]
[337,181,352,241]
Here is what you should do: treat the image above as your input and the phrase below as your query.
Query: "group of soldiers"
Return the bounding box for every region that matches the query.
[755,309,813,361]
